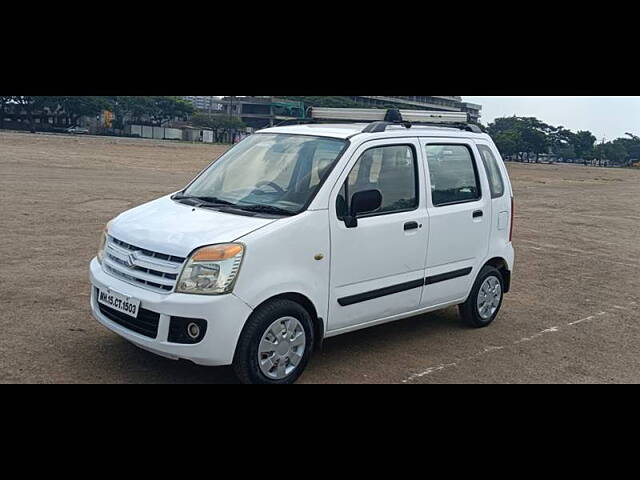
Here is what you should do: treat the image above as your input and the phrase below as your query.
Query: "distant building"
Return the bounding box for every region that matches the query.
[215,96,482,130]
[182,96,224,112]
[219,97,305,130]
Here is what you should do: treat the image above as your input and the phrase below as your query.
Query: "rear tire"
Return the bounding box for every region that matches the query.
[459,266,504,328]
[233,299,314,384]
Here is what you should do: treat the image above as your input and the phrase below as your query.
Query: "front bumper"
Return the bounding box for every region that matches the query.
[89,257,253,366]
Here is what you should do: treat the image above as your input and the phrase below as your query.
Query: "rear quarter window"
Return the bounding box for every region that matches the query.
[477,144,505,198]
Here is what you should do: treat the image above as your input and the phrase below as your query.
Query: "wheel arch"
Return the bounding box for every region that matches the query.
[249,292,325,351]
[482,257,511,293]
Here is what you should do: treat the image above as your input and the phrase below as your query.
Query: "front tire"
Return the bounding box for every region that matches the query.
[233,299,314,384]
[459,266,504,328]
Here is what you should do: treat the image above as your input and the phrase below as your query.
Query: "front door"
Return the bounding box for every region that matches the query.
[327,138,429,333]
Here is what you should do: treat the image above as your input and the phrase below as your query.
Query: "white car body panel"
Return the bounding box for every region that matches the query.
[232,210,332,329]
[474,139,514,264]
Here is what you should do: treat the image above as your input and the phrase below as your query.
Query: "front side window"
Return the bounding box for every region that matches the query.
[337,144,418,218]
[477,144,505,198]
[183,133,346,215]
[425,144,480,206]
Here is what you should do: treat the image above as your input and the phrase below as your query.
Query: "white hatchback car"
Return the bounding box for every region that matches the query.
[89,109,514,384]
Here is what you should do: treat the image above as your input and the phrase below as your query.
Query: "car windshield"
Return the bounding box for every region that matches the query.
[181,133,347,215]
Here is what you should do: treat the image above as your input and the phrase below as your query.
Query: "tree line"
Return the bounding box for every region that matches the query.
[0,96,195,133]
[487,116,640,166]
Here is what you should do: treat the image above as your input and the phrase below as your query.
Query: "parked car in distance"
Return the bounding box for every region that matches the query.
[66,126,89,134]
[89,108,515,384]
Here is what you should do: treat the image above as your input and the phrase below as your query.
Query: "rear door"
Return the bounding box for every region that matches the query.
[327,138,429,333]
[419,138,491,308]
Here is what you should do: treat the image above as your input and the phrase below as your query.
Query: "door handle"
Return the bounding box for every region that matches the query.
[473,210,483,218]
[404,221,419,231]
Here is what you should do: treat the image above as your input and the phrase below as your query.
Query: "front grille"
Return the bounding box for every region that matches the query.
[107,254,178,280]
[97,295,160,339]
[111,237,186,264]
[102,235,186,293]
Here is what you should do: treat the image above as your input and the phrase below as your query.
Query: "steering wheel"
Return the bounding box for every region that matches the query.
[254,181,285,195]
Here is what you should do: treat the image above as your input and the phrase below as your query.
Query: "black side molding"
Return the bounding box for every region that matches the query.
[337,267,473,306]
[338,279,424,307]
[424,267,472,285]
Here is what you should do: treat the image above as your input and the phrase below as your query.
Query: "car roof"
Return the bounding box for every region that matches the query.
[257,123,491,141]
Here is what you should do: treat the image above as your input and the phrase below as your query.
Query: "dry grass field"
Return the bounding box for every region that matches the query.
[1,130,639,383]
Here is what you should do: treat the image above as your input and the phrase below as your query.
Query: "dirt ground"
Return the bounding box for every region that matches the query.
[1,130,639,383]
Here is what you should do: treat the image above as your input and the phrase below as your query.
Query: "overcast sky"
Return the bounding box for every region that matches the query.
[464,96,640,142]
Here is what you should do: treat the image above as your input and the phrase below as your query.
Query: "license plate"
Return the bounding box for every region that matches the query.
[97,288,140,318]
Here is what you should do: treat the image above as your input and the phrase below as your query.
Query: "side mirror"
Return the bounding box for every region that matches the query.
[344,189,382,228]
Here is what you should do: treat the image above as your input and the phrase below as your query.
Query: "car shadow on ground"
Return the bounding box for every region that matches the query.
[300,306,465,383]
[98,337,240,384]
[99,306,464,384]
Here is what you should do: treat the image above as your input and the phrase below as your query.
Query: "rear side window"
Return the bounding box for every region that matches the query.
[477,144,505,198]
[425,144,480,206]
[337,144,418,218]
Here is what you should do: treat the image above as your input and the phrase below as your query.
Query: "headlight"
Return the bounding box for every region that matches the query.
[97,220,113,264]
[176,243,245,295]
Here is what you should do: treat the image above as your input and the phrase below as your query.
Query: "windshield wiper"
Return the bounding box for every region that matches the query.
[172,193,237,207]
[232,204,295,216]
[173,193,293,216]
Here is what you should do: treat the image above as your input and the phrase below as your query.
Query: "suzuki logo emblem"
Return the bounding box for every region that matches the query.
[126,252,137,268]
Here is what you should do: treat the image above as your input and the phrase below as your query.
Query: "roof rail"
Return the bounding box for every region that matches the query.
[309,107,482,133]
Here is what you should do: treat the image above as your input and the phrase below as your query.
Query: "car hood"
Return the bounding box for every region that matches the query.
[109,195,279,258]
